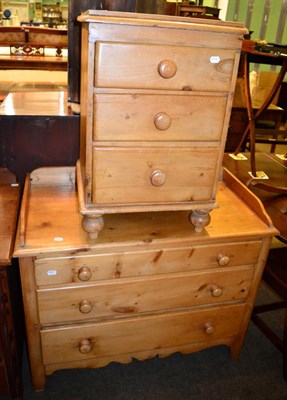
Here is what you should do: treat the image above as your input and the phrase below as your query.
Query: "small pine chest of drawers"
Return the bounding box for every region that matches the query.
[76,11,247,238]
[14,167,277,391]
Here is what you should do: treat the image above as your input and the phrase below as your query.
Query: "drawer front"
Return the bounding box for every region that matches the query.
[37,267,253,324]
[93,93,227,142]
[41,303,245,365]
[95,42,237,92]
[92,145,219,204]
[35,241,262,286]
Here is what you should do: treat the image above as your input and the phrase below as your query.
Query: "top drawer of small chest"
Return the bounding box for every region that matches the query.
[94,42,237,92]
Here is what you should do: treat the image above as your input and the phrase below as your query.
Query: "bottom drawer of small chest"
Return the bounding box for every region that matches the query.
[41,303,245,365]
[92,145,219,204]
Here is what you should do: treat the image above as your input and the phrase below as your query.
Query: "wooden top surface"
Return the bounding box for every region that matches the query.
[0,169,20,265]
[223,153,287,241]
[0,91,70,116]
[78,9,247,35]
[13,167,277,258]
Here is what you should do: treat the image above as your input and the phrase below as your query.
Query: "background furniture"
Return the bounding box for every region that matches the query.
[102,0,136,11]
[76,10,246,238]
[0,89,79,185]
[227,72,286,153]
[233,41,287,177]
[0,26,67,71]
[14,166,277,391]
[223,152,287,244]
[0,168,23,399]
[227,106,285,153]
[251,245,287,380]
[175,3,220,19]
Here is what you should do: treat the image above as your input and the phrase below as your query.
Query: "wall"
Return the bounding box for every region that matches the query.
[226,0,287,74]
[226,0,287,45]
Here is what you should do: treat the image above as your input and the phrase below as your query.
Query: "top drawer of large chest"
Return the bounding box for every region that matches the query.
[35,241,262,287]
[94,42,237,92]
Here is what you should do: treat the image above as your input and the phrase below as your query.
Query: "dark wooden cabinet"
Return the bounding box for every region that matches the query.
[68,0,103,104]
[0,113,79,185]
[0,168,23,399]
[226,108,249,152]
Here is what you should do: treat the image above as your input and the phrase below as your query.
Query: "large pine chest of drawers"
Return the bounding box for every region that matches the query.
[14,167,277,391]
[76,10,247,238]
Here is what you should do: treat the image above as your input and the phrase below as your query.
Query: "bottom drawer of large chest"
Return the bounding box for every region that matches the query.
[41,303,245,365]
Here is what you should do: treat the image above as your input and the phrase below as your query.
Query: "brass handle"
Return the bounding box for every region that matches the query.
[158,59,177,79]
[78,266,92,282]
[210,284,223,298]
[204,322,215,335]
[150,170,166,187]
[154,112,172,131]
[79,299,93,314]
[217,254,230,266]
[79,339,93,354]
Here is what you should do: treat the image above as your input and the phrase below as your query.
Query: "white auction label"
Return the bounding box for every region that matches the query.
[210,56,220,64]
[47,270,57,276]
[54,237,64,242]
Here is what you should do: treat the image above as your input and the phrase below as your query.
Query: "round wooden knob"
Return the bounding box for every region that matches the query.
[210,284,223,298]
[78,266,92,282]
[150,170,166,187]
[204,322,215,335]
[158,59,177,79]
[79,339,92,354]
[154,112,172,131]
[217,254,230,266]
[79,299,92,314]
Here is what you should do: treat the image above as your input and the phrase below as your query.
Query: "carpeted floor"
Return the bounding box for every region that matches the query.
[12,281,286,400]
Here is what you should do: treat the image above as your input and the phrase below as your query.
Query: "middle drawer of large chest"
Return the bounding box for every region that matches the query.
[35,241,261,325]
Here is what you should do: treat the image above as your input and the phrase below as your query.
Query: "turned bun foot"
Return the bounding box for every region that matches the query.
[82,215,104,239]
[189,209,211,233]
